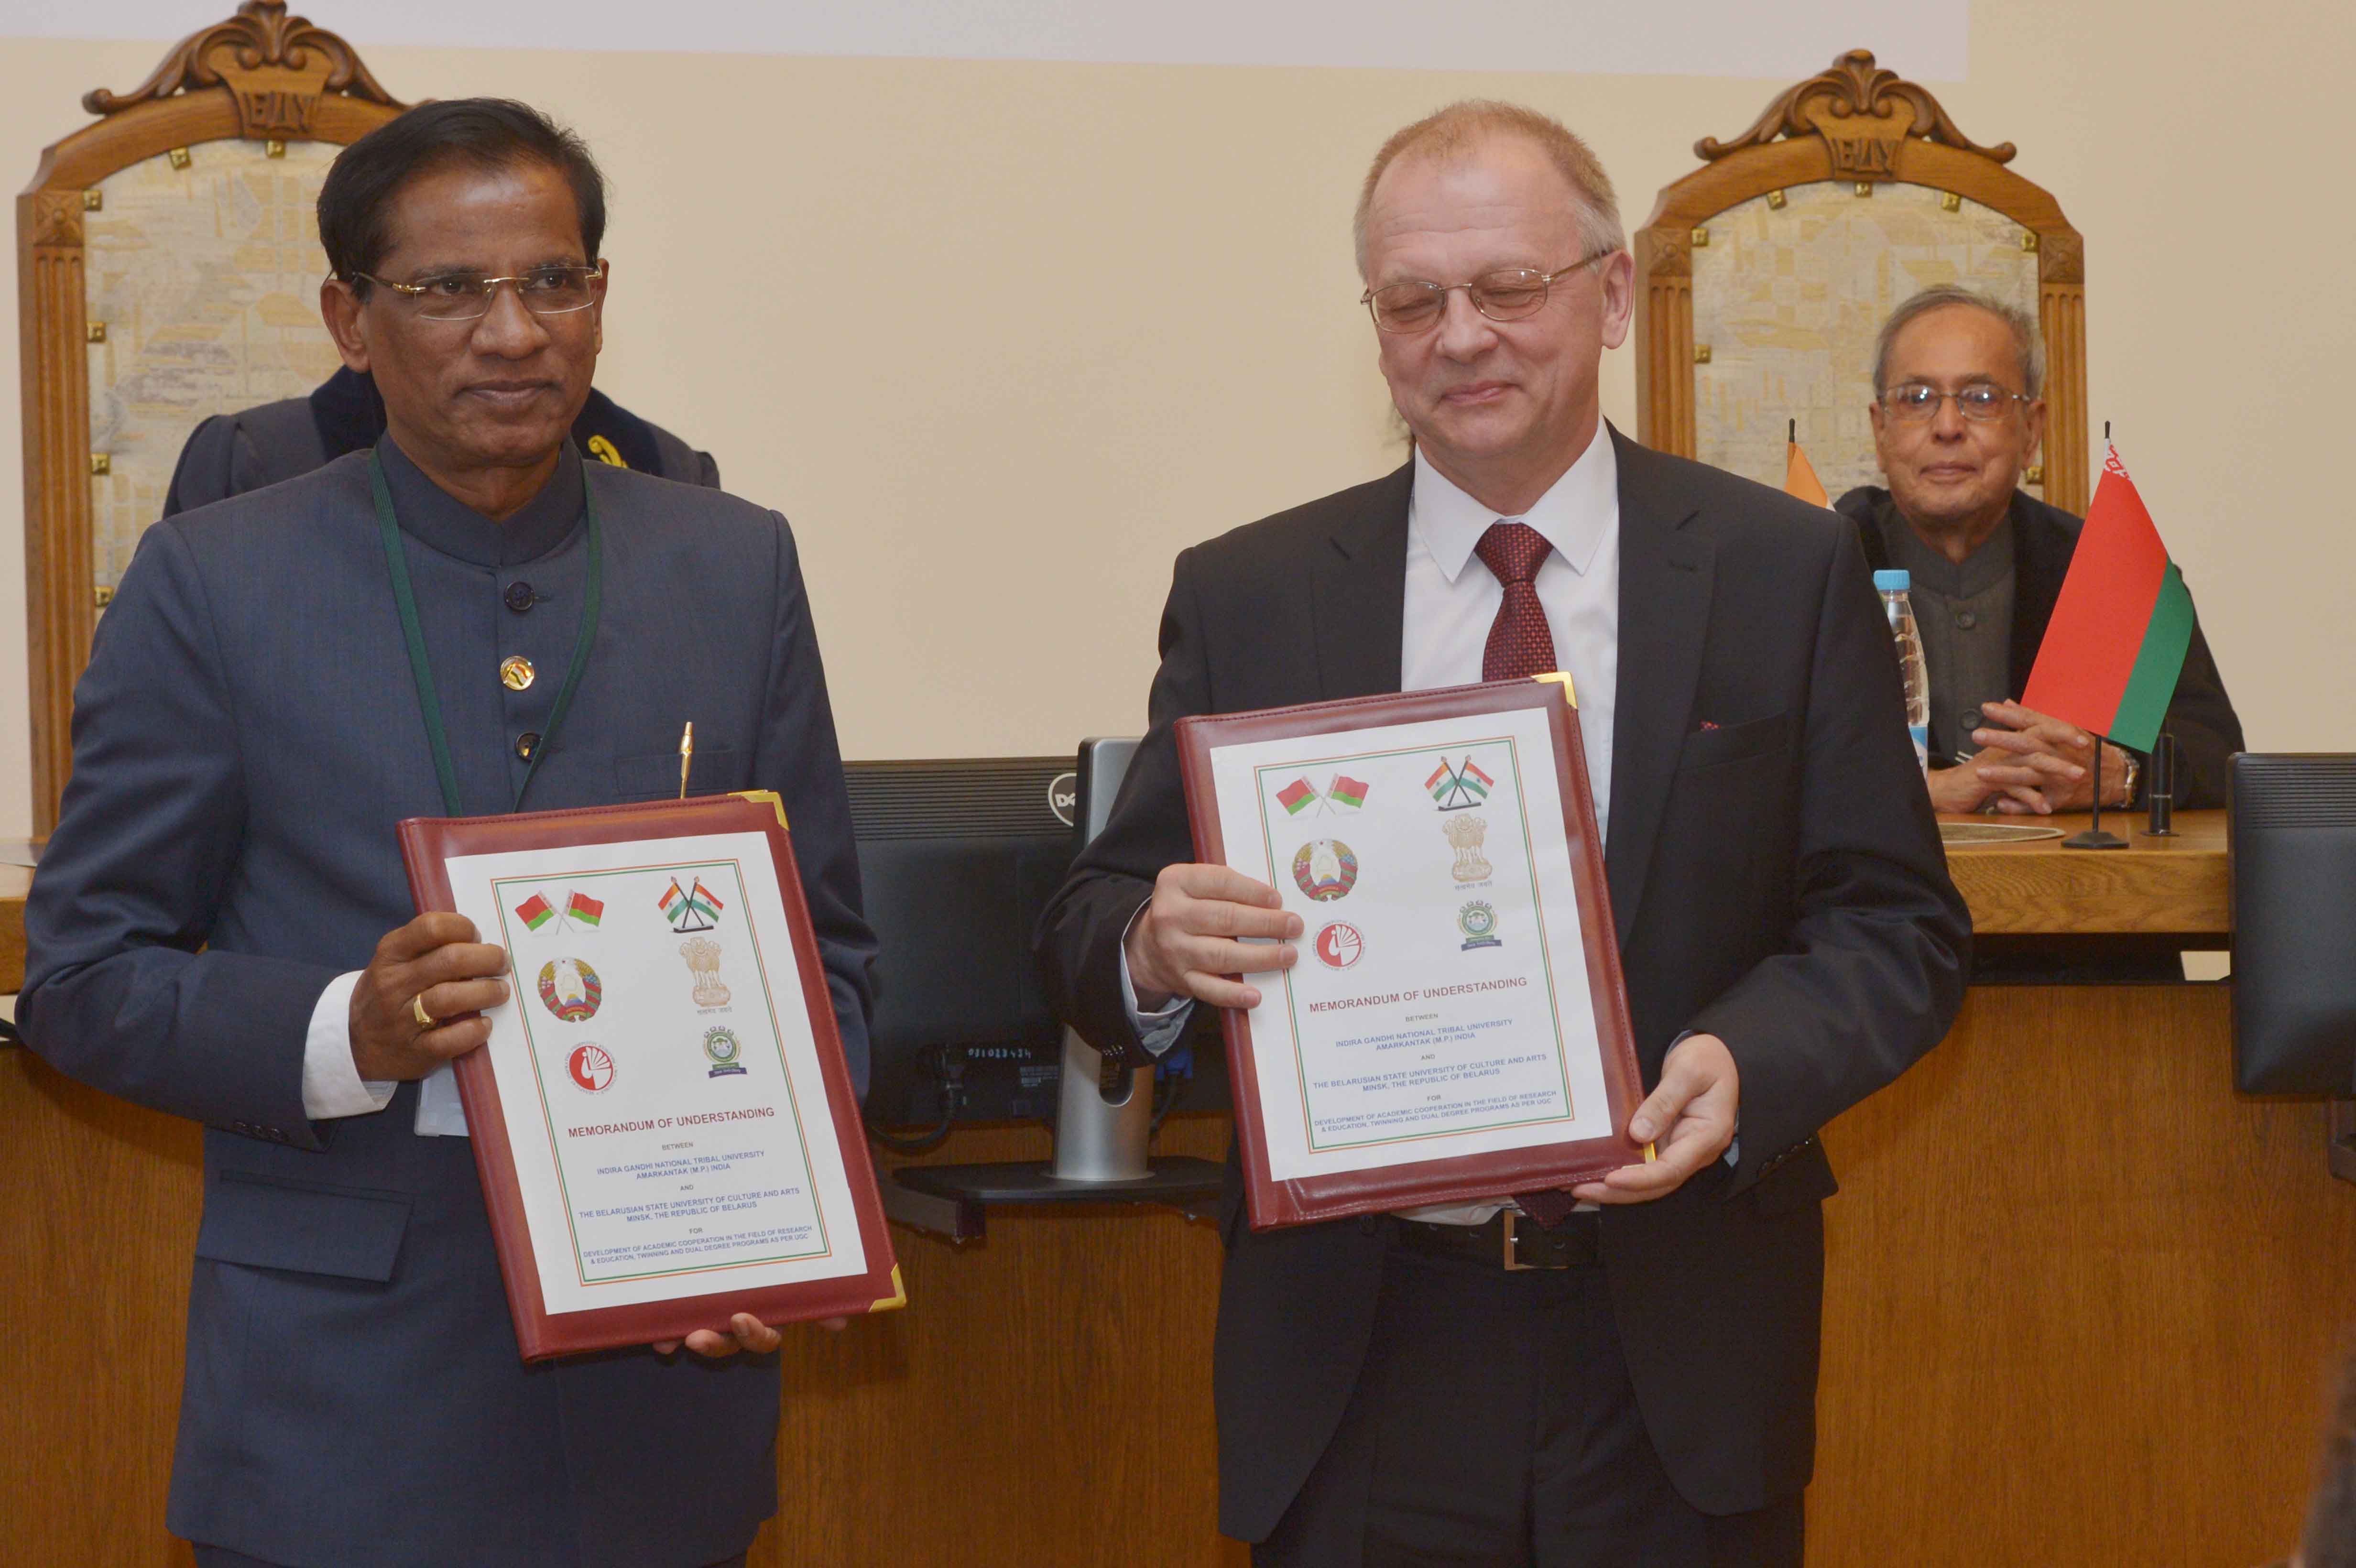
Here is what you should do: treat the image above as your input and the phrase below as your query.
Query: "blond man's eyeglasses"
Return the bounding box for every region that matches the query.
[1361,246,1616,334]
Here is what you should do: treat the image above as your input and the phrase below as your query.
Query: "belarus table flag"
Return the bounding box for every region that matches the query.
[2018,444,2194,754]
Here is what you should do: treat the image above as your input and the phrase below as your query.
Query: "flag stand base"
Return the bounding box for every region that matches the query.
[2064,741,2128,849]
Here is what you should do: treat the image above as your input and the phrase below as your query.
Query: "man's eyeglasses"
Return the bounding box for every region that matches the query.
[347,263,606,323]
[1878,382,2033,424]
[1361,246,1617,335]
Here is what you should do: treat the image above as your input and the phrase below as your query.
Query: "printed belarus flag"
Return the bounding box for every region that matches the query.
[1328,774,1370,810]
[2019,445,2194,753]
[1276,778,1319,816]
[565,891,604,928]
[515,893,556,931]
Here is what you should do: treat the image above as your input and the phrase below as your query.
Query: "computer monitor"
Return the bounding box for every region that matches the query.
[2231,753,2356,1093]
[847,755,1077,1131]
[845,753,1225,1137]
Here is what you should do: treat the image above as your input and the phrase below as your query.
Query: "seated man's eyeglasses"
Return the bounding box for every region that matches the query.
[345,262,606,322]
[1878,381,2033,423]
[1362,245,1617,334]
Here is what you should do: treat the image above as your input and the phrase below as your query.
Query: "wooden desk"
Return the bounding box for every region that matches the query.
[1,863,29,994]
[1940,808,2229,937]
[7,811,2347,1568]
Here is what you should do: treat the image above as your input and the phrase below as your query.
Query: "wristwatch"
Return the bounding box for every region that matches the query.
[2114,747,2140,808]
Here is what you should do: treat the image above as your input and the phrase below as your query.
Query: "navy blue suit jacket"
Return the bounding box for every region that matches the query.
[21,438,874,1568]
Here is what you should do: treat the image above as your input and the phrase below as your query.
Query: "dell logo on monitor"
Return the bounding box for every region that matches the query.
[1048,773,1078,828]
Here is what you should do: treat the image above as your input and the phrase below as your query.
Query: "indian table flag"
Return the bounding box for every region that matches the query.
[1328,774,1369,810]
[565,891,604,928]
[1783,430,1830,508]
[515,893,556,931]
[2019,445,2194,754]
[1276,778,1319,816]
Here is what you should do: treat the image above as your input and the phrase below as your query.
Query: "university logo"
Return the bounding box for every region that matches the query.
[1313,921,1365,970]
[537,958,602,1023]
[1443,815,1493,882]
[704,1027,748,1078]
[1292,839,1360,903]
[1457,901,1503,951]
[567,1044,616,1094]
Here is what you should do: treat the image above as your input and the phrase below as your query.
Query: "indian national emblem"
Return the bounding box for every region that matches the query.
[679,936,731,1008]
[1291,838,1360,902]
[1443,814,1493,882]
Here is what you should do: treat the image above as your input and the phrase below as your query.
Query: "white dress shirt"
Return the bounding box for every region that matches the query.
[301,971,470,1135]
[1125,427,1623,1223]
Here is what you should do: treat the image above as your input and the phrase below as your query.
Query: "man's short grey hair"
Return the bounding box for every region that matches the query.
[1871,285,2044,399]
[1353,101,1626,278]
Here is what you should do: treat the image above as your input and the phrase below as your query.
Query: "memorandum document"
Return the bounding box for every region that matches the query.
[400,792,902,1359]
[1176,678,1643,1228]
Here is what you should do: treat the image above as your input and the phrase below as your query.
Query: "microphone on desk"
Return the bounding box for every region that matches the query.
[2146,731,2177,837]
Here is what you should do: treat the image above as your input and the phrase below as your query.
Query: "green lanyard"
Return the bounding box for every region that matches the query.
[368,447,604,816]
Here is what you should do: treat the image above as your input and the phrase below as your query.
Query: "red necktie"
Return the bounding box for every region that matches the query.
[1475,523,1560,682]
[1474,523,1582,1228]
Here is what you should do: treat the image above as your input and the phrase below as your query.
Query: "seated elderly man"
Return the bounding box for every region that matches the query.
[1833,285,2242,815]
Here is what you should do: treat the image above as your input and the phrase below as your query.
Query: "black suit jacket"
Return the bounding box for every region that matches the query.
[1837,485,2244,806]
[1036,430,1971,1537]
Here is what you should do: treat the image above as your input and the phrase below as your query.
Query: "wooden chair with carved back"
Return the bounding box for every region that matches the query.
[16,1,405,832]
[1633,49,2088,518]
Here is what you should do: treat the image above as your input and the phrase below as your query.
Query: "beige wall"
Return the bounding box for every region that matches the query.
[4,5,2350,837]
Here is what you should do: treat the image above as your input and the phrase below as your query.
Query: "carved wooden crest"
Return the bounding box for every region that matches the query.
[82,0,402,140]
[1696,48,2011,183]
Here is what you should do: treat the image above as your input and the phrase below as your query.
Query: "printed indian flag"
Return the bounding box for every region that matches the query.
[515,893,556,931]
[565,891,604,928]
[1276,778,1318,816]
[1461,760,1494,798]
[1424,762,1454,802]
[688,879,726,917]
[2019,445,2193,754]
[1328,775,1369,810]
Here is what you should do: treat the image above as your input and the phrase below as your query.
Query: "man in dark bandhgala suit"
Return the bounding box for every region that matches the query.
[1036,101,1970,1566]
[20,99,872,1568]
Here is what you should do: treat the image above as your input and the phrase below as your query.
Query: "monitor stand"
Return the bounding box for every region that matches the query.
[886,1029,1224,1239]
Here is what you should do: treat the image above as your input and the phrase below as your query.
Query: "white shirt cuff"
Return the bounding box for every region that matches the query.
[300,970,399,1121]
[1117,904,1194,1057]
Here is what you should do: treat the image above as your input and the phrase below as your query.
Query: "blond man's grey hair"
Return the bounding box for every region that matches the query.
[1353,100,1625,278]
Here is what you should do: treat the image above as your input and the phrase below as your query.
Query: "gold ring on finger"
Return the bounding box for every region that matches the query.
[411,993,436,1029]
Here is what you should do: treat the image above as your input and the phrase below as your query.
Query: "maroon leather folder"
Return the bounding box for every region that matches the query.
[399,791,902,1360]
[1175,678,1644,1229]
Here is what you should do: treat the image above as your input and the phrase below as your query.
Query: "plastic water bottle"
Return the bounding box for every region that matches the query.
[1875,569,1930,775]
